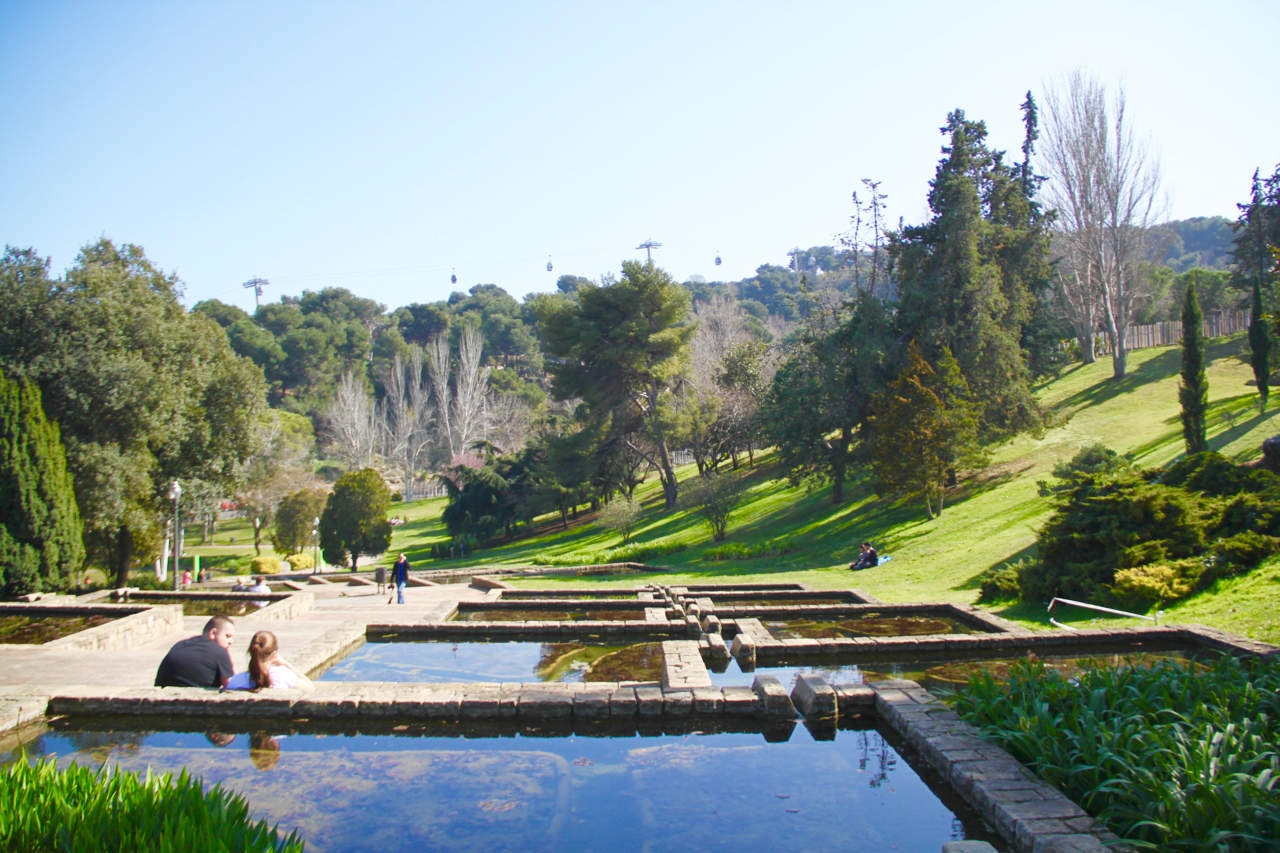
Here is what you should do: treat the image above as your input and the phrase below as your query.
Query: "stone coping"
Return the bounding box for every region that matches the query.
[702,601,1020,633]
[105,589,315,623]
[1,601,185,652]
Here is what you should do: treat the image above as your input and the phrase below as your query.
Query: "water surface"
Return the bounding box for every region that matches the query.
[321,640,664,683]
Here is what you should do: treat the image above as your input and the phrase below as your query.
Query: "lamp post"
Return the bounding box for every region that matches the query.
[313,517,320,574]
[169,481,182,591]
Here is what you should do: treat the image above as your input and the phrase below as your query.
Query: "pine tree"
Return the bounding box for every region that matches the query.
[891,109,1043,438]
[866,342,984,519]
[0,367,85,595]
[1179,279,1209,455]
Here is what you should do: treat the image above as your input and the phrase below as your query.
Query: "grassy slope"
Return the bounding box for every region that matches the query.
[193,334,1280,642]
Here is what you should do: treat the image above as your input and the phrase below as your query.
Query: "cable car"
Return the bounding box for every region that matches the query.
[546,256,553,273]
[450,269,457,285]
[714,250,722,267]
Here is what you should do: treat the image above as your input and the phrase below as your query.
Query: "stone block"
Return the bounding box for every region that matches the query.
[690,687,722,714]
[573,690,611,720]
[662,690,693,715]
[700,614,721,634]
[720,686,759,715]
[941,843,1000,853]
[790,674,837,718]
[609,687,639,717]
[517,687,573,720]
[751,674,795,717]
[704,632,730,662]
[635,686,664,717]
[1031,836,1110,853]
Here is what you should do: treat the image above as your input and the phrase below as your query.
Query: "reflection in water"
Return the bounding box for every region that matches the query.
[764,614,975,639]
[321,640,664,684]
[710,650,1201,691]
[15,721,1000,852]
[0,613,118,644]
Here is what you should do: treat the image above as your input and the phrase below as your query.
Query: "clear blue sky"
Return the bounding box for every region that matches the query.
[3,1,1277,314]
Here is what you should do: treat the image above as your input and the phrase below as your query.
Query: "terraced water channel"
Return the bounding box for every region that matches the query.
[11,580,1264,852]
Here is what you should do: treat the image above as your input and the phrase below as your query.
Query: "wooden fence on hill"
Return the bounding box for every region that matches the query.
[1094,309,1251,355]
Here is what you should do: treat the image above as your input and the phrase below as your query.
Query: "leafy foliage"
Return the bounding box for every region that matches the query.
[1025,452,1280,605]
[319,468,392,570]
[1036,442,1132,497]
[681,472,744,542]
[2,756,303,851]
[597,496,642,545]
[271,488,327,556]
[0,367,84,595]
[949,655,1280,850]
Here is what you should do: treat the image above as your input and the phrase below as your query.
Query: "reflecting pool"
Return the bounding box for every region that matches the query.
[0,613,118,644]
[123,595,268,617]
[454,608,650,622]
[13,718,1004,852]
[710,650,1203,691]
[763,613,982,639]
[320,640,664,684]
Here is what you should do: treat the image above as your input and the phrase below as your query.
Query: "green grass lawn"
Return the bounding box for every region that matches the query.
[180,334,1280,643]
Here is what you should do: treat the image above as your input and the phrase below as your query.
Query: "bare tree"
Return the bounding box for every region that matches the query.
[425,333,454,460]
[325,370,379,469]
[451,324,490,457]
[380,348,433,499]
[1040,70,1162,378]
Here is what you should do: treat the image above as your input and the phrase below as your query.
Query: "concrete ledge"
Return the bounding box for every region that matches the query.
[30,603,185,652]
[750,674,795,718]
[790,673,837,718]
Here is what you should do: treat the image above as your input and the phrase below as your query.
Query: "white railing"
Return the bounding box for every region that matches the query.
[1046,596,1160,630]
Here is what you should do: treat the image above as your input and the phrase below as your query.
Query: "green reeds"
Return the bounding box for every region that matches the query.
[1,756,304,852]
[948,655,1280,850]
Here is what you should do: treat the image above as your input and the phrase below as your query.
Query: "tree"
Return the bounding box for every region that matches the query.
[1040,71,1162,379]
[537,261,694,509]
[272,488,328,557]
[866,342,983,519]
[682,471,743,542]
[890,108,1043,436]
[1235,166,1280,412]
[598,495,642,545]
[319,468,392,570]
[0,241,268,585]
[324,370,378,470]
[1179,280,1209,455]
[380,348,433,499]
[0,367,85,594]
[1250,277,1272,412]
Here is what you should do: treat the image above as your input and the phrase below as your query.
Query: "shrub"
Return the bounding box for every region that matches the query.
[1036,443,1131,497]
[249,556,282,575]
[976,563,1023,602]
[1112,560,1200,606]
[598,497,642,545]
[2,756,303,851]
[681,473,744,542]
[283,553,313,572]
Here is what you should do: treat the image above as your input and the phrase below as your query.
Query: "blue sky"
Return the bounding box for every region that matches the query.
[3,1,1277,313]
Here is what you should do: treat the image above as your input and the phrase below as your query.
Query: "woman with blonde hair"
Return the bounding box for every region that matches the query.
[225,630,313,691]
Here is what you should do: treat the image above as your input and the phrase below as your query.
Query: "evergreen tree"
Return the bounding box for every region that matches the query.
[1249,277,1272,412]
[0,367,84,595]
[271,488,327,556]
[319,468,392,570]
[1179,279,1209,455]
[890,109,1043,438]
[866,342,983,519]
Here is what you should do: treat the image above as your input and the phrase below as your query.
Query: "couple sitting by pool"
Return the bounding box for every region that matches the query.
[154,615,313,691]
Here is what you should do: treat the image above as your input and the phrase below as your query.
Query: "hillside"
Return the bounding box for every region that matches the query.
[372,332,1280,644]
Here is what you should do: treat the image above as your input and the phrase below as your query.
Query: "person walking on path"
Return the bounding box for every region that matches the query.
[154,615,236,688]
[391,553,410,604]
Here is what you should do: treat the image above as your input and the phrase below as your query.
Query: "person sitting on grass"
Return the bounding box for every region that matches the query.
[154,615,236,688]
[849,542,879,571]
[225,630,313,692]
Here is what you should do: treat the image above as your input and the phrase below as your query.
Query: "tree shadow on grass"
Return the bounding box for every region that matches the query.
[957,542,1038,592]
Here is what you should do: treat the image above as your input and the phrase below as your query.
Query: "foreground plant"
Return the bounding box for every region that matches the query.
[948,655,1280,850]
[1,756,303,852]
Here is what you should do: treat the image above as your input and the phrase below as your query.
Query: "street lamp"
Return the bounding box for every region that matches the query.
[169,481,182,591]
[312,517,320,574]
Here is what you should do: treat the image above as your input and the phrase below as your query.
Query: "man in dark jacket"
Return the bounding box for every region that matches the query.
[154,615,236,688]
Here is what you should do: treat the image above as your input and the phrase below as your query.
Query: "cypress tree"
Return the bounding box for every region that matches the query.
[1249,277,1271,411]
[1179,280,1209,455]
[0,367,85,596]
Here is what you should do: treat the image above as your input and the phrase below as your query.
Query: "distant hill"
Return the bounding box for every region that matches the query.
[1149,216,1236,271]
